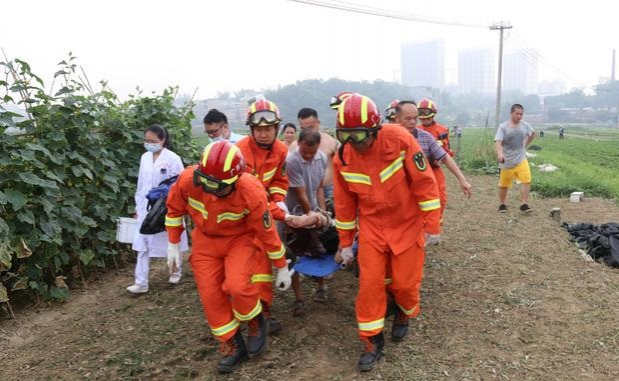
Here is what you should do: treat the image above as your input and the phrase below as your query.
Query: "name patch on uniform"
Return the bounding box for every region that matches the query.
[413,152,427,171]
[262,210,272,229]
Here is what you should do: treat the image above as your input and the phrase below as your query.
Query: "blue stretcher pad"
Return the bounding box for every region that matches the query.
[293,253,340,277]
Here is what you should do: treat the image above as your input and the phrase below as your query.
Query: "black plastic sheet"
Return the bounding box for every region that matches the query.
[563,222,619,267]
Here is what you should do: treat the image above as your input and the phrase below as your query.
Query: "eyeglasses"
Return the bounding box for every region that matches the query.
[247,110,280,127]
[336,128,371,144]
[193,170,228,194]
[205,123,226,136]
[418,109,434,117]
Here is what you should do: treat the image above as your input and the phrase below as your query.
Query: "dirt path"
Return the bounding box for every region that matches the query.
[2,174,619,381]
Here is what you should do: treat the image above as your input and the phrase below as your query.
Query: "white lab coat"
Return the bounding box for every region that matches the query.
[132,148,188,257]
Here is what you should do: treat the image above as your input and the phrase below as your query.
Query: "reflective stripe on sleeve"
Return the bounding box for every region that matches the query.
[267,244,285,261]
[418,198,441,211]
[335,219,356,230]
[165,216,183,227]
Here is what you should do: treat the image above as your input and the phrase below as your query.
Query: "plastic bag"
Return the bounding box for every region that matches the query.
[140,175,178,235]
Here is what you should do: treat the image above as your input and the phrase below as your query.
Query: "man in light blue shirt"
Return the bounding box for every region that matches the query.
[203,109,245,144]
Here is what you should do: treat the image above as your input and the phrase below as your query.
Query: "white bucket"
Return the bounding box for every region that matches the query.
[116,217,138,244]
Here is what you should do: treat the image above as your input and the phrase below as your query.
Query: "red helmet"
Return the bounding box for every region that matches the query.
[385,99,400,120]
[329,91,354,110]
[335,93,381,144]
[418,98,437,119]
[246,98,282,127]
[194,141,245,193]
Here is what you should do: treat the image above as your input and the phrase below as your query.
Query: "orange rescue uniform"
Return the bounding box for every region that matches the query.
[333,124,440,337]
[165,166,286,342]
[418,121,452,220]
[236,137,289,305]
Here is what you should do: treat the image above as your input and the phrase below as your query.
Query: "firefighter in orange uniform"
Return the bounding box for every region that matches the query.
[333,93,441,371]
[165,141,292,374]
[417,98,453,222]
[235,98,291,333]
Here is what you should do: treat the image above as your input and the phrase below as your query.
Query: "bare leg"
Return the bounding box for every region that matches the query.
[499,187,509,204]
[520,183,531,204]
[292,272,303,302]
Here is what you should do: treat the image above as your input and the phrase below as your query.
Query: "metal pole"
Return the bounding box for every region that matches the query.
[490,22,512,129]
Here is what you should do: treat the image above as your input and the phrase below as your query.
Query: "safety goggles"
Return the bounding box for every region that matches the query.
[247,110,280,126]
[385,107,396,120]
[329,95,342,109]
[336,128,371,144]
[418,108,434,117]
[193,170,228,194]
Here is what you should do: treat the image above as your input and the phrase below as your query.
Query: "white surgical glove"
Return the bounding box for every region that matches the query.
[276,266,292,291]
[425,234,441,247]
[167,242,181,274]
[338,246,354,269]
[276,201,290,215]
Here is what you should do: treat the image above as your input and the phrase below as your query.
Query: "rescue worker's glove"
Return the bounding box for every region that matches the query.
[276,266,292,291]
[336,246,354,269]
[424,234,441,247]
[167,242,181,274]
[276,201,290,215]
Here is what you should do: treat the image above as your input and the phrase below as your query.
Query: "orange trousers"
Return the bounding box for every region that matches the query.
[190,232,262,342]
[432,166,447,222]
[252,250,274,306]
[356,237,425,337]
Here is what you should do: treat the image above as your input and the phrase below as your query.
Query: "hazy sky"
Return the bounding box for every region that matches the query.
[2,0,617,99]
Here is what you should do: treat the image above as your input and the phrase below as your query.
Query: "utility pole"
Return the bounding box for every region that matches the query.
[490,22,512,129]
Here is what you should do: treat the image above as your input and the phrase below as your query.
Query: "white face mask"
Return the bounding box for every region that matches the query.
[144,142,162,153]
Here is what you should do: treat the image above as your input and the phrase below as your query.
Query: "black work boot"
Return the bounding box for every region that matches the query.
[385,292,398,318]
[261,300,282,334]
[357,332,385,372]
[246,312,269,357]
[391,310,409,342]
[217,330,248,374]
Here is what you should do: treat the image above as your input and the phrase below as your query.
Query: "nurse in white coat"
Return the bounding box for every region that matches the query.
[127,124,189,294]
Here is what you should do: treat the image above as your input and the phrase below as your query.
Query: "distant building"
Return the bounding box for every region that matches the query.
[401,40,445,89]
[458,48,496,95]
[538,79,567,96]
[504,50,539,95]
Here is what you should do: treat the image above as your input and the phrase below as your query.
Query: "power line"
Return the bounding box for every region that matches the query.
[288,0,486,28]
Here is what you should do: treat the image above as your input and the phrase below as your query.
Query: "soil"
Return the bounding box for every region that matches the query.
[2,173,619,381]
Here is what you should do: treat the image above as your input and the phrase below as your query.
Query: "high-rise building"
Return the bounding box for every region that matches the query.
[504,50,539,95]
[401,40,445,89]
[458,48,496,94]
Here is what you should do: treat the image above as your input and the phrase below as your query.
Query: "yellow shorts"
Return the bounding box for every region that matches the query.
[499,159,531,188]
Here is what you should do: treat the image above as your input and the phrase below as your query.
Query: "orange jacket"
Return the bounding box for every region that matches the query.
[236,137,289,221]
[165,166,287,269]
[418,121,453,157]
[333,124,441,254]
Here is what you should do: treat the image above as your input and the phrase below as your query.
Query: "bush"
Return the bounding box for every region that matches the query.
[0,55,198,304]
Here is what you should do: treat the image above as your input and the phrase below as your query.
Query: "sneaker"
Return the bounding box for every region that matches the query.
[168,273,181,285]
[126,284,149,294]
[498,204,507,213]
[519,204,533,213]
[314,288,328,304]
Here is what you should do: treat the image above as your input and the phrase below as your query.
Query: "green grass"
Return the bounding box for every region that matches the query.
[457,126,619,201]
